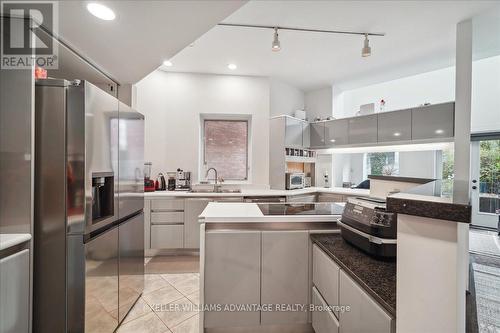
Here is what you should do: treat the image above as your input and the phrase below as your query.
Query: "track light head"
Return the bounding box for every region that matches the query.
[361,34,371,57]
[272,27,281,52]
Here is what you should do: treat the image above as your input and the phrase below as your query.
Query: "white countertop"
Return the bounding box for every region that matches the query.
[0,233,31,251]
[144,186,369,198]
[199,202,344,223]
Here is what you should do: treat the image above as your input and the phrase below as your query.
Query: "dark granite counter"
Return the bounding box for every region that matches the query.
[368,174,434,184]
[310,233,396,317]
[386,180,471,223]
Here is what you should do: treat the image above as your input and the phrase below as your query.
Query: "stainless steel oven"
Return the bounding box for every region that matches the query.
[285,172,305,190]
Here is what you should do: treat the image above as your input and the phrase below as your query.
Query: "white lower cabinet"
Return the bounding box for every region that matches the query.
[261,231,309,325]
[204,230,261,328]
[313,244,340,318]
[312,245,393,333]
[312,287,340,333]
[0,249,30,333]
[184,198,210,248]
[150,224,184,249]
[339,270,393,333]
[151,211,184,224]
[146,197,244,250]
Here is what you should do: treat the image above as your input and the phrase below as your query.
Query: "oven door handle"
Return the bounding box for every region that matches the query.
[336,219,397,245]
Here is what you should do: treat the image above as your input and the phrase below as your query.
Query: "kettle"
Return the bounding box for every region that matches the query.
[155,173,166,191]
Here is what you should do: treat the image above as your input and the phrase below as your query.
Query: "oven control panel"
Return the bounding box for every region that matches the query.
[343,198,396,228]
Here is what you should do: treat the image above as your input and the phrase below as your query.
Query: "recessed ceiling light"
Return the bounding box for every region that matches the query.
[227,63,237,70]
[330,139,336,143]
[435,129,444,134]
[87,3,116,21]
[163,60,173,67]
[393,132,401,137]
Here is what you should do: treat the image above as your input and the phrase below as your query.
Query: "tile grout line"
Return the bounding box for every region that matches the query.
[141,273,199,332]
[168,312,199,332]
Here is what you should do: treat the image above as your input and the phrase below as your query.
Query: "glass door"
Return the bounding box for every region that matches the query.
[471,139,500,229]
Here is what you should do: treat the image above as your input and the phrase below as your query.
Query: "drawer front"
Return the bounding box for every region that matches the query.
[150,225,184,249]
[286,194,317,203]
[151,211,184,225]
[312,286,340,333]
[339,270,393,333]
[214,197,244,202]
[317,194,344,202]
[313,244,340,318]
[151,199,184,211]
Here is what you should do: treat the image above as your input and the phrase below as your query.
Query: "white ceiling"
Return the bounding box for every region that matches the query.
[56,1,246,84]
[161,0,499,91]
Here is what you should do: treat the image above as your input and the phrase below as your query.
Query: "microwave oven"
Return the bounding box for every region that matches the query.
[285,172,305,190]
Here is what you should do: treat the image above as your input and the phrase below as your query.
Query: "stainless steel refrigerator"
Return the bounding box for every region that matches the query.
[33,78,144,332]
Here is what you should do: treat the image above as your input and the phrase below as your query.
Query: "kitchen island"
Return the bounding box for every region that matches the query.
[143,187,368,254]
[198,202,396,333]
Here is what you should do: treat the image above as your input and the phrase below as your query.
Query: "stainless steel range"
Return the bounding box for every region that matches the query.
[34,79,145,332]
[338,197,397,258]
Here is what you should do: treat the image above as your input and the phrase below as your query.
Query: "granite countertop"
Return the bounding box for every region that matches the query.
[386,180,471,223]
[144,187,369,198]
[310,233,396,317]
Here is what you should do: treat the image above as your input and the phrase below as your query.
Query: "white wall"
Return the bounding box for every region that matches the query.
[341,67,456,118]
[305,87,333,120]
[338,55,500,133]
[315,154,333,187]
[471,55,500,133]
[270,79,304,117]
[134,71,270,185]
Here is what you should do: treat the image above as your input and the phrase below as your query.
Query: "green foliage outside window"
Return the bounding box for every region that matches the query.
[366,152,398,176]
[479,140,500,193]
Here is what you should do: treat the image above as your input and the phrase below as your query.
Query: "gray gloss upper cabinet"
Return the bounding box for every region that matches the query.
[302,122,310,148]
[325,119,349,147]
[377,109,412,143]
[348,114,378,145]
[411,102,454,140]
[285,117,304,147]
[310,122,326,148]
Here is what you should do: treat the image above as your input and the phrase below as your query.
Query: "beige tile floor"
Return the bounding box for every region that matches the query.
[116,256,200,333]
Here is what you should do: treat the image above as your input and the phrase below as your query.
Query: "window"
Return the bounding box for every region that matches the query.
[363,152,399,179]
[203,119,249,181]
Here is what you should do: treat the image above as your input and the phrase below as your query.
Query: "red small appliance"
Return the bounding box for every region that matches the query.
[144,162,155,192]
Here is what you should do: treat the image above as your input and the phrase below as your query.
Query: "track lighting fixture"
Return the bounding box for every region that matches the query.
[361,34,371,57]
[218,23,384,58]
[272,27,281,52]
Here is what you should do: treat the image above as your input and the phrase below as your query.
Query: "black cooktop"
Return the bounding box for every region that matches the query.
[257,203,345,216]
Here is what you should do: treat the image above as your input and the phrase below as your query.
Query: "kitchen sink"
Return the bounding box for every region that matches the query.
[189,188,241,193]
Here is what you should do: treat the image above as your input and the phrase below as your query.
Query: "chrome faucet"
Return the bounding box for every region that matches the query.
[205,167,220,192]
